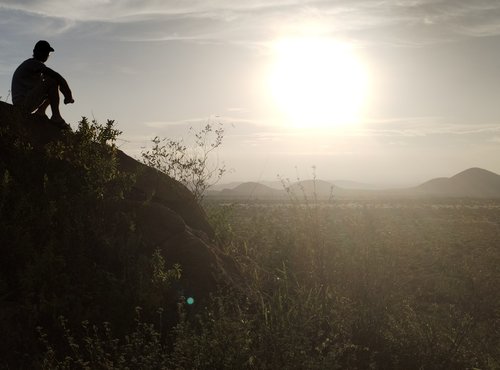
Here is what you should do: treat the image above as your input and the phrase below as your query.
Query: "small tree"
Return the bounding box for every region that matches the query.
[141,122,227,202]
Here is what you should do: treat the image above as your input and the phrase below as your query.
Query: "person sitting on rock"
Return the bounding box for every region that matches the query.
[11,40,74,127]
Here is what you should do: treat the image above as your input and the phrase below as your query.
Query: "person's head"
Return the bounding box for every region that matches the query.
[33,40,54,62]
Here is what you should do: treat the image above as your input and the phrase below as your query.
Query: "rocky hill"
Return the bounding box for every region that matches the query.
[210,181,283,199]
[0,101,231,366]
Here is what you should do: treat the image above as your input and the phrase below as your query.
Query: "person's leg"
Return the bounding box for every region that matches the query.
[21,82,47,114]
[43,76,65,123]
[34,99,50,118]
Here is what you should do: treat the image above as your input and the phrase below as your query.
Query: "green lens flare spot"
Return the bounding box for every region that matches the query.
[186,297,195,305]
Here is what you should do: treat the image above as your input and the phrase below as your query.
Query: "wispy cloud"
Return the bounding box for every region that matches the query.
[144,113,500,139]
[3,0,500,46]
[143,117,215,129]
[143,115,272,129]
[363,116,500,137]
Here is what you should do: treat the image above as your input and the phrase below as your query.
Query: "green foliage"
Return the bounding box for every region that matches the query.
[165,187,499,369]
[201,199,499,369]
[151,248,182,287]
[204,202,236,247]
[42,196,498,369]
[32,198,500,369]
[2,114,498,368]
[45,117,132,199]
[0,117,181,367]
[141,122,226,202]
[39,311,171,369]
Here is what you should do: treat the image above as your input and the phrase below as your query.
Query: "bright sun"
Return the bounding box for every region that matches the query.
[268,37,369,129]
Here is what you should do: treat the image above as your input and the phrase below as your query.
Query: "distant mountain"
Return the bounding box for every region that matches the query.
[209,181,243,191]
[210,181,283,199]
[232,182,280,194]
[259,180,284,189]
[212,179,390,193]
[416,167,500,198]
[206,168,500,200]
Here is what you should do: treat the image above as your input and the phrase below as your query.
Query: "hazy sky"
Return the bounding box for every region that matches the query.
[1,0,500,185]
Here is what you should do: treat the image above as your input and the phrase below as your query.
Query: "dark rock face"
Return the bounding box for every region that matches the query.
[116,149,214,237]
[0,101,213,235]
[0,100,222,311]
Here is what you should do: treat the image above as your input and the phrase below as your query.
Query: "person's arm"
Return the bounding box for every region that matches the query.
[42,66,74,104]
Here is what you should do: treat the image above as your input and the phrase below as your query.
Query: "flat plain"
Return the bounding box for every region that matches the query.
[202,197,500,368]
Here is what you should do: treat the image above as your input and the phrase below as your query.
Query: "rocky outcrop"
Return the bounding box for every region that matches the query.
[0,101,223,304]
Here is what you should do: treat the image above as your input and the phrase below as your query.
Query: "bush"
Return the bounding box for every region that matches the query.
[141,122,226,202]
[0,118,178,367]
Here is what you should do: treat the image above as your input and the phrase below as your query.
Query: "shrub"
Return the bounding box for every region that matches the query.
[141,122,227,202]
[0,117,178,367]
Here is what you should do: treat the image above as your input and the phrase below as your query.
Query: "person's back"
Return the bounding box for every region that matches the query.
[11,58,45,105]
[11,40,74,127]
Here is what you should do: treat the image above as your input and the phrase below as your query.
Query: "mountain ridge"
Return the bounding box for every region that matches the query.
[207,167,500,199]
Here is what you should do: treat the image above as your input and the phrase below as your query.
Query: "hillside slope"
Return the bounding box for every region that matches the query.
[0,101,230,366]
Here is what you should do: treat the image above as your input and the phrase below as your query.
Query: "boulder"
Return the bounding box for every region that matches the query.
[0,101,224,306]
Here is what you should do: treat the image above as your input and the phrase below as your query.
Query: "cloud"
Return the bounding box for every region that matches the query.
[143,118,206,128]
[417,1,500,37]
[143,114,273,130]
[3,0,500,48]
[0,1,315,22]
[0,7,78,39]
[363,115,500,137]
[144,113,500,142]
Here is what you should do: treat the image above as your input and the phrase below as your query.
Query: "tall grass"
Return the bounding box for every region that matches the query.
[38,178,500,369]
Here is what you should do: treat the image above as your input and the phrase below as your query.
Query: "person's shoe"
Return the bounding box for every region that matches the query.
[50,116,71,130]
[35,112,49,120]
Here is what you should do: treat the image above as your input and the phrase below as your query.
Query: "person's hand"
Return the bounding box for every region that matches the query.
[64,97,74,104]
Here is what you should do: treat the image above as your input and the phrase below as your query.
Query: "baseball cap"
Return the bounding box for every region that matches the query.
[34,40,55,53]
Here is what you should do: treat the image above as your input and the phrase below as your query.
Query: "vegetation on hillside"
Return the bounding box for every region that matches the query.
[141,122,227,202]
[0,117,499,369]
[0,118,181,367]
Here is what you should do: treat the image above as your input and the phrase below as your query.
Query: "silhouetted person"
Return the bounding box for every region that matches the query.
[11,40,74,127]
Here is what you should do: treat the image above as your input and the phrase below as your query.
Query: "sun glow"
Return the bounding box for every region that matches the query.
[268,37,369,129]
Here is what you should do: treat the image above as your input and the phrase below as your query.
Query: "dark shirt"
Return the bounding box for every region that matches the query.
[11,58,45,105]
